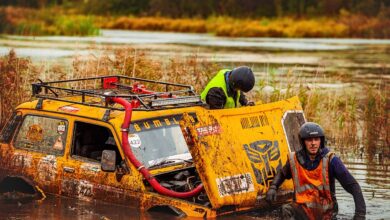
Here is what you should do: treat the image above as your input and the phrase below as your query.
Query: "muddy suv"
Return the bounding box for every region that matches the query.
[0,76,305,217]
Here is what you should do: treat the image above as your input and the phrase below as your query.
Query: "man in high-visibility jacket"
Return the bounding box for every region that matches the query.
[201,66,255,109]
[266,122,366,220]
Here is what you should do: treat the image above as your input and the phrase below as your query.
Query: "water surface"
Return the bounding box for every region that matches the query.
[0,30,389,219]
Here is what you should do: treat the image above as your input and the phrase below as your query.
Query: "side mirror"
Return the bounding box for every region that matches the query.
[101,150,116,172]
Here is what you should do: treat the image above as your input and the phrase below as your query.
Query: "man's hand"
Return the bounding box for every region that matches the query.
[247,101,255,106]
[266,185,277,203]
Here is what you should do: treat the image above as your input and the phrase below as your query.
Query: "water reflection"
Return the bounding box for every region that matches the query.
[336,154,390,220]
[1,153,388,220]
[4,30,390,49]
[0,30,389,219]
[0,195,179,220]
[1,30,389,88]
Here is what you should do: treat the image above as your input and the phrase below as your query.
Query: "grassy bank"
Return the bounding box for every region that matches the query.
[1,6,390,38]
[103,15,390,38]
[0,50,388,159]
[0,7,99,36]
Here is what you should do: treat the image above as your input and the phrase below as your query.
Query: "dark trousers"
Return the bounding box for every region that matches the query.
[282,203,309,220]
[281,202,336,220]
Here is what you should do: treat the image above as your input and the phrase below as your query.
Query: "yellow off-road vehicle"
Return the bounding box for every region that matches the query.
[0,76,305,218]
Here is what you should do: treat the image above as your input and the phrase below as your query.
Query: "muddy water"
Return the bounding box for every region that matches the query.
[1,30,389,88]
[335,155,390,219]
[0,154,388,219]
[0,30,389,219]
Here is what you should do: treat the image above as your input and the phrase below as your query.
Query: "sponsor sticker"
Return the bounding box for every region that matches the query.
[52,136,64,151]
[12,153,32,168]
[196,124,221,137]
[128,134,141,148]
[57,121,66,134]
[78,180,93,198]
[38,155,57,183]
[216,173,254,197]
[58,105,79,113]
[81,163,100,172]
[26,124,43,142]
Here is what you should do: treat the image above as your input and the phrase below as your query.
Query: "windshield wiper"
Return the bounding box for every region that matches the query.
[148,158,193,169]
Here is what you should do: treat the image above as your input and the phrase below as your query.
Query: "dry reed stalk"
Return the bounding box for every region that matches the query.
[254,67,387,158]
[362,83,389,160]
[0,50,32,128]
[0,49,386,159]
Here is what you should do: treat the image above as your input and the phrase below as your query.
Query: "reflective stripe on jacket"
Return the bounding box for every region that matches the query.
[201,69,240,108]
[289,151,335,220]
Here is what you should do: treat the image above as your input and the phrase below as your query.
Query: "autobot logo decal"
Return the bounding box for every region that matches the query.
[244,140,282,187]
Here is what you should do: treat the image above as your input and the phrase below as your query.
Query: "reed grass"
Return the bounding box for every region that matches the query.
[103,17,207,33]
[102,15,389,38]
[1,6,389,38]
[362,84,389,160]
[0,50,387,159]
[0,7,99,36]
[255,68,388,158]
[0,50,34,127]
[69,47,219,91]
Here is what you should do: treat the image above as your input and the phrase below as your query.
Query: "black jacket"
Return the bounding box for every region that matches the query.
[205,87,248,109]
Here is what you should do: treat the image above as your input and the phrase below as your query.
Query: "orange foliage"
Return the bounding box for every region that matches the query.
[102,15,390,39]
[103,17,207,33]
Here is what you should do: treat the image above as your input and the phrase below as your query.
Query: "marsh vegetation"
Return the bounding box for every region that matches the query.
[0,48,388,161]
[1,0,390,38]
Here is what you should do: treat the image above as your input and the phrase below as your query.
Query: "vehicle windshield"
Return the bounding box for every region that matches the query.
[129,116,192,168]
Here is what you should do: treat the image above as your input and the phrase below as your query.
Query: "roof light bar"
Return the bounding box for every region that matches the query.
[150,96,202,107]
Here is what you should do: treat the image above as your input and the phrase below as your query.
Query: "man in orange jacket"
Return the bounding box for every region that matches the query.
[266,122,366,220]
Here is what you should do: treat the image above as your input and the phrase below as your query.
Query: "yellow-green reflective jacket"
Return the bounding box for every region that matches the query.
[201,69,240,109]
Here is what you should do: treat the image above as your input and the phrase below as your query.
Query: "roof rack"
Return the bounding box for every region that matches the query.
[32,75,204,111]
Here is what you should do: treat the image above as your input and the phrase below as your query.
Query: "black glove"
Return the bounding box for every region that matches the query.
[353,212,366,220]
[266,185,277,203]
[247,101,255,106]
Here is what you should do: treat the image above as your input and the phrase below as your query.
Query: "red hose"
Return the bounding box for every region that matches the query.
[132,83,176,98]
[112,97,204,198]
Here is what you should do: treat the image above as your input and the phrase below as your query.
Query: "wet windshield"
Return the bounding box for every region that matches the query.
[128,115,192,168]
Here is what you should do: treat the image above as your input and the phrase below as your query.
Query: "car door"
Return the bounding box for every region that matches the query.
[60,118,143,205]
[0,111,23,180]
[0,111,69,195]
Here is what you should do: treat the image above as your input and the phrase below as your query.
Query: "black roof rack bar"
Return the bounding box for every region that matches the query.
[34,94,204,111]
[34,85,192,102]
[33,82,192,98]
[34,75,192,89]
[119,75,192,89]
[32,75,202,111]
[33,75,114,84]
[111,83,191,97]
[35,95,124,111]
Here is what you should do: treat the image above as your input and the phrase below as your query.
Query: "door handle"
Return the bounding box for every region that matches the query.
[63,167,75,173]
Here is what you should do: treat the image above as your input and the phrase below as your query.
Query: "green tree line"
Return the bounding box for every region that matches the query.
[1,0,389,18]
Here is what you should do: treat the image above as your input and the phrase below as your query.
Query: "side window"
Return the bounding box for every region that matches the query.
[72,121,121,165]
[14,115,68,155]
[0,112,22,143]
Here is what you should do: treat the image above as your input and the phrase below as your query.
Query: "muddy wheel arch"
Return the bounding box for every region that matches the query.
[0,176,45,202]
